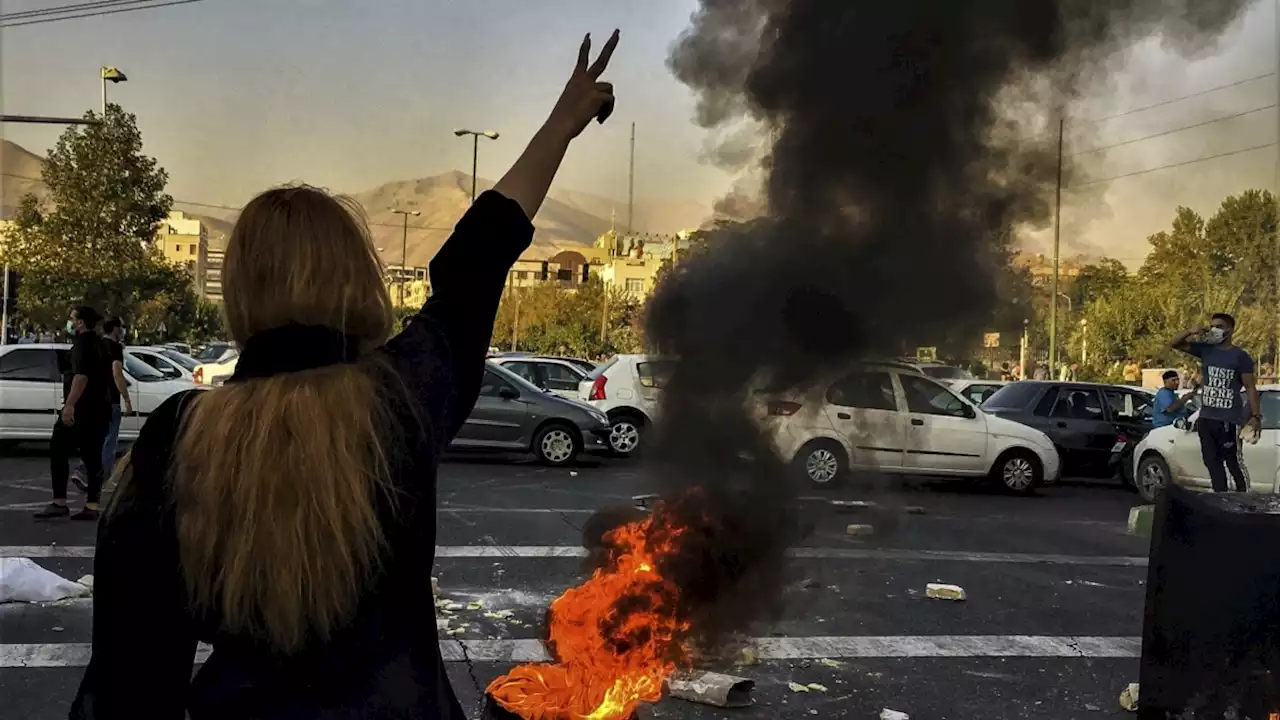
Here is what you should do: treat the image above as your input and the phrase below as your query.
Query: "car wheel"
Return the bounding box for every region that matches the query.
[608,415,643,457]
[794,440,846,488]
[992,450,1040,495]
[1135,453,1170,503]
[534,423,581,466]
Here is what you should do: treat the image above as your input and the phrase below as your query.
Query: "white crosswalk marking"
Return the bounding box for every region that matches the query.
[0,635,1140,667]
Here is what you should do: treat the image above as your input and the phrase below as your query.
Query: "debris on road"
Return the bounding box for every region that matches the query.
[903,505,927,515]
[737,646,760,666]
[880,710,910,720]
[666,670,754,707]
[0,558,91,604]
[1119,682,1139,712]
[831,500,877,512]
[925,583,966,601]
[431,576,440,597]
[787,682,810,693]
[805,683,828,692]
[465,601,484,611]
[76,575,94,591]
[483,609,515,620]
[845,523,875,537]
[1127,505,1153,537]
[817,658,844,668]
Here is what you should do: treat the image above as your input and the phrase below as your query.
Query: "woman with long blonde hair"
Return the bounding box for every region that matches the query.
[71,31,619,720]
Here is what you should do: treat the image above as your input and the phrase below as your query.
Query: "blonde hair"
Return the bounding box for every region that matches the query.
[173,185,396,653]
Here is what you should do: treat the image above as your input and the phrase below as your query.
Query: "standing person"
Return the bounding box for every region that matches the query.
[71,318,133,491]
[1122,358,1141,386]
[1171,313,1262,492]
[34,306,112,520]
[1151,370,1195,429]
[71,30,619,719]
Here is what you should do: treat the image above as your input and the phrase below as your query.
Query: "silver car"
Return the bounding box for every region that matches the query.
[449,361,611,465]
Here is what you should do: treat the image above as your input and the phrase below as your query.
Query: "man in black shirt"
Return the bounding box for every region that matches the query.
[35,306,113,521]
[71,317,132,492]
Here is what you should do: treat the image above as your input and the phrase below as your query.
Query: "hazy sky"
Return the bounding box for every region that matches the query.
[2,0,1279,265]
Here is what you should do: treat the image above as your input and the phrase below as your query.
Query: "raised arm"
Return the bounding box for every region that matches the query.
[1171,326,1205,355]
[386,31,619,440]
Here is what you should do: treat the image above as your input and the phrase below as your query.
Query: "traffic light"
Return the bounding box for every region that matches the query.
[540,261,549,281]
[3,268,19,312]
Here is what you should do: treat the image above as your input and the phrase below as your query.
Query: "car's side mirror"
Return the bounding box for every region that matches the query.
[499,386,519,401]
[1174,417,1189,431]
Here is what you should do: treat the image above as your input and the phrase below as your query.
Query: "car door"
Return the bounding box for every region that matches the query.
[1246,390,1280,492]
[635,360,673,418]
[0,347,62,433]
[538,361,586,400]
[502,361,540,387]
[1103,387,1153,441]
[1037,386,1114,477]
[822,370,907,471]
[452,369,529,449]
[898,373,988,474]
[119,353,176,436]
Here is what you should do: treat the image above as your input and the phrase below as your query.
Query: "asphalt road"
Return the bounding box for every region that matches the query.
[0,446,1151,719]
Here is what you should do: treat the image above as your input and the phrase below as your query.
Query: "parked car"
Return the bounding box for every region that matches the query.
[0,343,201,442]
[578,354,674,457]
[948,379,1009,406]
[128,346,200,382]
[757,362,1059,493]
[162,342,194,357]
[1132,387,1280,502]
[195,342,236,363]
[450,361,611,465]
[981,380,1154,483]
[907,362,974,381]
[193,349,239,386]
[490,355,591,400]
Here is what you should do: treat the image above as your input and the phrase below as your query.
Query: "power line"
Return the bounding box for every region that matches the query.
[0,0,209,27]
[1068,142,1276,188]
[1073,72,1275,126]
[1071,104,1278,156]
[0,172,454,233]
[0,0,156,21]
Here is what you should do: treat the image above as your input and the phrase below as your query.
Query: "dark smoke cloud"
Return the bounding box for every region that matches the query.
[589,0,1249,656]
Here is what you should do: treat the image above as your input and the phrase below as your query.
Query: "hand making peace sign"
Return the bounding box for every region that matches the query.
[548,30,619,139]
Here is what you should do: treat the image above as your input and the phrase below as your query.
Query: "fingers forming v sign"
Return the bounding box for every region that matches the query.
[553,30,620,137]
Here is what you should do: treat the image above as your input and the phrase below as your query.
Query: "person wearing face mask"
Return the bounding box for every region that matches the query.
[1171,313,1261,492]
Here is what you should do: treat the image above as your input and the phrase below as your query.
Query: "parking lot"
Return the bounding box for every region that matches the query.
[0,449,1151,719]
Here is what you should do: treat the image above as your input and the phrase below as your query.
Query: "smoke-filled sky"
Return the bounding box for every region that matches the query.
[1,0,1277,262]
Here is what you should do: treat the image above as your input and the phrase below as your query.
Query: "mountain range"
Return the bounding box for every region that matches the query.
[1,140,710,265]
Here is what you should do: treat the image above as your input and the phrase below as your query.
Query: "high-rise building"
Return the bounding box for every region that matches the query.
[155,211,208,297]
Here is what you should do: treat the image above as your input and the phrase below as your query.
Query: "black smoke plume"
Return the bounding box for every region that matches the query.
[577,0,1252,657]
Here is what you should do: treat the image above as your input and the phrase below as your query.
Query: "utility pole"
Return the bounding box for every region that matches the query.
[627,122,635,234]
[1049,115,1064,374]
[390,209,420,308]
[453,129,500,203]
[1274,0,1280,375]
[2,267,9,347]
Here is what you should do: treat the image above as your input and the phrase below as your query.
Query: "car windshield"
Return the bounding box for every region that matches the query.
[921,365,973,380]
[586,355,619,381]
[158,349,199,371]
[566,359,597,373]
[982,382,1042,411]
[487,361,546,394]
[196,344,232,361]
[123,353,166,381]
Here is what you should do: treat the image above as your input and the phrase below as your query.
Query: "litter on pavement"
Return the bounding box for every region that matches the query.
[925,583,966,601]
[880,710,910,720]
[665,670,754,707]
[845,524,875,537]
[0,558,92,604]
[1119,682,1139,712]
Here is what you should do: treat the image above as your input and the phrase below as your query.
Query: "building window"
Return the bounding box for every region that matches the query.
[556,268,573,282]
[625,278,645,293]
[187,261,196,272]
[189,244,196,255]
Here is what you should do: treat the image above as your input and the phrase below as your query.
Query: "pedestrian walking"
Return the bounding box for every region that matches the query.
[1151,370,1195,429]
[71,317,133,491]
[1171,313,1262,492]
[71,29,620,719]
[34,306,113,521]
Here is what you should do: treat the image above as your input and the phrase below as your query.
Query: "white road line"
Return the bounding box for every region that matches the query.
[0,635,1140,668]
[1,545,1147,566]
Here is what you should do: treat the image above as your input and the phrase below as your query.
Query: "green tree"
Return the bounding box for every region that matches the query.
[5,104,175,328]
[492,279,643,359]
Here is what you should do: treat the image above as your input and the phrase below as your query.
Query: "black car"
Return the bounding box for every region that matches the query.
[981,381,1154,482]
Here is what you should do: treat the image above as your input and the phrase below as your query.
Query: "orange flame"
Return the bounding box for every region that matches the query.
[486,513,691,719]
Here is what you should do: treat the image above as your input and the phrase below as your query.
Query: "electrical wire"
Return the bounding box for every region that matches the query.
[1070,104,1278,156]
[1068,142,1276,188]
[0,172,455,233]
[1074,72,1276,126]
[0,0,157,21]
[0,0,210,27]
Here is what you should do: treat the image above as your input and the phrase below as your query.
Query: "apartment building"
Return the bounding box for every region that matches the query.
[155,211,209,297]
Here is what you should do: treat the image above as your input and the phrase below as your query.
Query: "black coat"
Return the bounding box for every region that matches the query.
[70,191,533,719]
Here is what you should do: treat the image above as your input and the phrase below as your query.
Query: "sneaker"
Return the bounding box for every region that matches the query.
[70,472,88,493]
[34,503,70,520]
[71,507,100,522]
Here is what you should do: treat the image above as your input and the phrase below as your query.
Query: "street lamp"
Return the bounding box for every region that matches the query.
[389,209,420,307]
[453,129,500,203]
[100,66,127,116]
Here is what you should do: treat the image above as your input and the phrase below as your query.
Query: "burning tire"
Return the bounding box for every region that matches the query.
[607,414,644,457]
[794,440,846,488]
[991,450,1039,494]
[534,423,581,466]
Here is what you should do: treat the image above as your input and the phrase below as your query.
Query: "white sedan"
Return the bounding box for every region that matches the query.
[758,361,1061,493]
[1132,386,1280,502]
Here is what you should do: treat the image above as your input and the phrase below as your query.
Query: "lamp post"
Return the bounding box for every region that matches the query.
[101,66,127,116]
[389,209,420,307]
[1080,317,1089,366]
[453,129,500,202]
